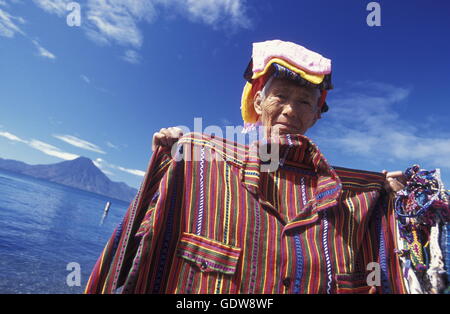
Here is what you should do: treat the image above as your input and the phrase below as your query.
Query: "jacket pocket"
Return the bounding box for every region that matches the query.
[335,273,376,294]
[176,232,241,275]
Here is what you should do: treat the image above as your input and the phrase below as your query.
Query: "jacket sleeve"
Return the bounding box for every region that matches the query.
[84,145,175,294]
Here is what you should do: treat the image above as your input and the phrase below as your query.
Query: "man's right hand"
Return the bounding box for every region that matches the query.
[152,127,184,152]
[382,170,407,193]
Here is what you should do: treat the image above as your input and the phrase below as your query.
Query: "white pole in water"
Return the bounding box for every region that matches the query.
[104,201,111,213]
[100,201,111,225]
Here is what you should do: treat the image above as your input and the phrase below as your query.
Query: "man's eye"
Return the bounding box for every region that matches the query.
[296,100,311,106]
[275,94,286,99]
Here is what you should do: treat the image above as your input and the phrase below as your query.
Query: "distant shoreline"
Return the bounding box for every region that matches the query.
[0,168,131,206]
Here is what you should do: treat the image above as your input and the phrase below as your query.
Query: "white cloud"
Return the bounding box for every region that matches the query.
[0,131,27,143]
[80,74,91,84]
[30,0,251,63]
[83,0,250,48]
[0,7,25,38]
[311,81,450,170]
[94,157,145,177]
[85,0,156,48]
[0,4,59,62]
[79,75,113,94]
[102,169,115,176]
[106,141,118,149]
[122,49,140,64]
[32,0,72,17]
[32,39,56,59]
[53,134,106,154]
[93,157,111,173]
[179,0,251,29]
[116,166,145,176]
[1,130,81,160]
[93,158,116,176]
[48,116,63,126]
[28,139,79,160]
[93,157,104,168]
[6,0,250,63]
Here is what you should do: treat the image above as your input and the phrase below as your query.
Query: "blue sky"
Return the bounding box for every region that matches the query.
[0,0,449,188]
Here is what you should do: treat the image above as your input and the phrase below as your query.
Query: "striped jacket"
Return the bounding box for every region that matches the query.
[85,133,407,294]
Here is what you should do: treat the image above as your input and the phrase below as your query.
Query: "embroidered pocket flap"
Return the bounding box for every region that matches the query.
[176,232,241,275]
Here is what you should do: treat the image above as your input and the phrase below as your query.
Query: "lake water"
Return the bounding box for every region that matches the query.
[0,169,130,294]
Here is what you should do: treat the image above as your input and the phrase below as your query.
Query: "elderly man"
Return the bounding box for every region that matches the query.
[86,40,448,294]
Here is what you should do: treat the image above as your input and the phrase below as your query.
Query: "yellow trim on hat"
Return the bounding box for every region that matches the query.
[252,58,325,85]
[241,82,259,123]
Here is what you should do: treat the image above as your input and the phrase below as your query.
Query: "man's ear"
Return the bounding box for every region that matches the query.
[309,115,319,129]
[253,91,263,115]
[308,106,322,128]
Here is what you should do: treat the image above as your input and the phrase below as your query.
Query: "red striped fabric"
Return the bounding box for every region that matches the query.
[176,233,241,275]
[85,133,407,294]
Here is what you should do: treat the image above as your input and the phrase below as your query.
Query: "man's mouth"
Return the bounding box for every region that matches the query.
[274,122,301,132]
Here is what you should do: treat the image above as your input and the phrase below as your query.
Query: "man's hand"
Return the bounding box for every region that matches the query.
[382,170,407,193]
[152,127,184,152]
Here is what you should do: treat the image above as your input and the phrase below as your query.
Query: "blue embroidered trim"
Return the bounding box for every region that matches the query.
[187,146,206,293]
[322,211,333,294]
[293,234,303,294]
[111,220,124,255]
[196,146,206,235]
[442,223,450,286]
[316,187,340,200]
[151,191,160,202]
[376,203,391,293]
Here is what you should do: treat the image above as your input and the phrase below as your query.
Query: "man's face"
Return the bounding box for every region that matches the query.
[254,78,321,137]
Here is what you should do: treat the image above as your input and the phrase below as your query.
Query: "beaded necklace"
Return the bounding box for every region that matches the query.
[394,165,450,292]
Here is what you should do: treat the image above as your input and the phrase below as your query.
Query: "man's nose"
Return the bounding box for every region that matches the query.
[281,103,296,117]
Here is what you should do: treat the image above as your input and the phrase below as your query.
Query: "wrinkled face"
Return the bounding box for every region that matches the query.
[254,78,321,137]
